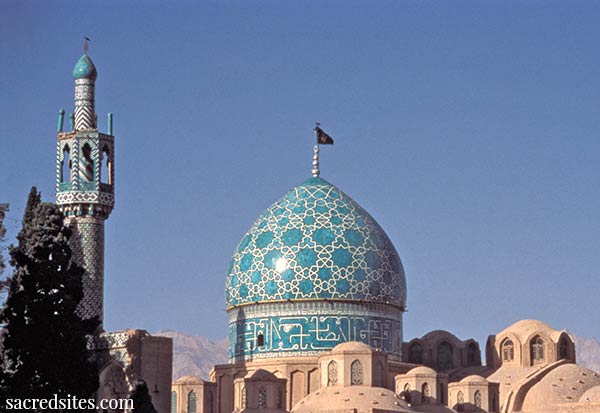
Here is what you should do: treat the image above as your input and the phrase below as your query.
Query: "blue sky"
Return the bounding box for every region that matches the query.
[1,1,599,349]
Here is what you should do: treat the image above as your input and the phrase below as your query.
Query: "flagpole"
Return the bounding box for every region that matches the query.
[312,145,320,177]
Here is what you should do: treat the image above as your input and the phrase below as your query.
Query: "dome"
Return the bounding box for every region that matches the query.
[72,54,97,80]
[521,363,600,411]
[459,374,487,384]
[226,176,406,308]
[292,386,414,413]
[407,366,438,376]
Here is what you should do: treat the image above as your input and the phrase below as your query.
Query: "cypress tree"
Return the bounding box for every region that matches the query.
[0,187,99,409]
[0,202,7,276]
[129,380,157,413]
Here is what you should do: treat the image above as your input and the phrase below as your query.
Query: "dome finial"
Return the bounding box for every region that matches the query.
[312,145,320,177]
[83,36,90,54]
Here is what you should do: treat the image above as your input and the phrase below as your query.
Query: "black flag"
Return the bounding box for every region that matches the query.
[84,36,91,53]
[315,123,334,145]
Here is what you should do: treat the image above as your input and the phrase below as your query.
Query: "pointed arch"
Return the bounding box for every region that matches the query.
[501,338,515,362]
[61,144,71,183]
[421,382,430,403]
[171,391,177,413]
[474,390,482,408]
[327,360,338,386]
[403,383,411,403]
[530,335,545,364]
[351,359,363,385]
[100,144,111,185]
[437,341,454,370]
[187,390,197,413]
[80,142,94,182]
[408,342,423,364]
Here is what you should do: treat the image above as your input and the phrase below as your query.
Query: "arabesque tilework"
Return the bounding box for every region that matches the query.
[226,176,406,307]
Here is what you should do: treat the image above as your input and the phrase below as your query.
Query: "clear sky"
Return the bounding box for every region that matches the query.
[1,1,599,349]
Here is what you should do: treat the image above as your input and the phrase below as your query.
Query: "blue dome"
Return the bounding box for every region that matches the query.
[226,176,406,309]
[72,54,97,80]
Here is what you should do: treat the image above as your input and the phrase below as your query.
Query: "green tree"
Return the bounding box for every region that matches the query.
[129,380,157,413]
[0,187,99,410]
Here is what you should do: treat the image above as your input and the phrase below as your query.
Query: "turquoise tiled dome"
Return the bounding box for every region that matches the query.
[72,54,97,80]
[226,176,406,308]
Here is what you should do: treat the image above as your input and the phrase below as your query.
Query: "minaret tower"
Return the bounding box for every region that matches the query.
[55,49,114,329]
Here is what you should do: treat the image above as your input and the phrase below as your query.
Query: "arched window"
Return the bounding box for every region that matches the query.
[530,336,545,364]
[502,338,514,362]
[437,341,454,370]
[456,391,464,412]
[351,360,363,385]
[62,145,71,183]
[188,390,197,413]
[374,360,384,387]
[81,143,94,182]
[474,390,482,408]
[408,342,423,364]
[170,391,177,413]
[257,332,264,348]
[327,360,338,386]
[467,342,478,365]
[403,383,411,404]
[421,382,430,403]
[560,337,569,360]
[258,386,267,409]
[100,146,111,185]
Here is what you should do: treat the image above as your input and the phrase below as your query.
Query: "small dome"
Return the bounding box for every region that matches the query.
[173,375,204,385]
[581,385,600,402]
[460,374,488,384]
[226,176,406,308]
[72,54,97,80]
[521,363,600,411]
[406,366,438,376]
[292,386,413,412]
[330,341,373,354]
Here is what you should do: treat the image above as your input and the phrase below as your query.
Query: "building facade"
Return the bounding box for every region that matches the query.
[171,164,600,413]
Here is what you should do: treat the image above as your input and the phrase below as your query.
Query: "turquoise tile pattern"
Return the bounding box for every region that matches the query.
[226,176,406,308]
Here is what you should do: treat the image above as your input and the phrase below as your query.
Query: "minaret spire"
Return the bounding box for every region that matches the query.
[56,49,114,330]
[72,48,97,131]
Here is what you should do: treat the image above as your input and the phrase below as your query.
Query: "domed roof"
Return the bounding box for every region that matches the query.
[521,363,600,411]
[460,374,488,383]
[173,375,204,385]
[292,386,413,412]
[72,54,97,80]
[226,176,406,308]
[407,366,438,376]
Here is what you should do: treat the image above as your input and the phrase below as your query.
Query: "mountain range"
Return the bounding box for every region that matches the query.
[155,330,600,381]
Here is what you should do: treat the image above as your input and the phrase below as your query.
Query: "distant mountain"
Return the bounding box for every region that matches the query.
[158,330,600,381]
[573,334,600,374]
[154,330,228,380]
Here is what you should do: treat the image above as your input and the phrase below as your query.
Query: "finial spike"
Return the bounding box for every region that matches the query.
[312,145,320,177]
[83,36,90,53]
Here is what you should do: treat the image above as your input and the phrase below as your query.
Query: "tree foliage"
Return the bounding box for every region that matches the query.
[0,202,8,276]
[0,187,99,409]
[129,380,157,413]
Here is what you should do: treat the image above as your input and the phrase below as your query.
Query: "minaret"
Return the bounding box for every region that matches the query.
[55,50,114,329]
